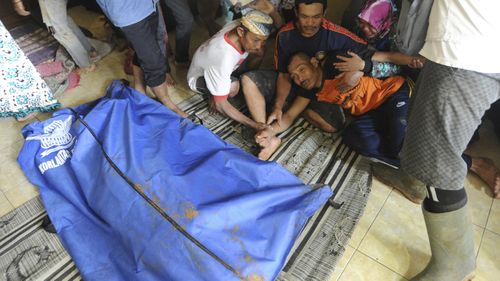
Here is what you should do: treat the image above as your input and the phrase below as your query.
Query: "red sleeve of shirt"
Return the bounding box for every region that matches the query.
[213,94,229,101]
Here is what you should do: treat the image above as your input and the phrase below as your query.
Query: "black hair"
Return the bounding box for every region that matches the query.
[294,0,328,10]
[287,52,312,70]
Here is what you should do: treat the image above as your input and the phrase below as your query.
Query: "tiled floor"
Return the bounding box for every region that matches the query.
[1,5,499,281]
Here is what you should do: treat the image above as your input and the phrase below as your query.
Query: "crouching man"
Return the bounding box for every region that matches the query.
[187,10,273,131]
[256,50,410,165]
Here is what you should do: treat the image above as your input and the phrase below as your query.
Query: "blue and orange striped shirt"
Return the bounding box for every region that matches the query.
[274,18,373,73]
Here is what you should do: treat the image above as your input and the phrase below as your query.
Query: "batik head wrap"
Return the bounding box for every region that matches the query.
[240,10,274,36]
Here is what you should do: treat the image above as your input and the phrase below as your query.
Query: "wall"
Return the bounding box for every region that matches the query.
[326,0,351,24]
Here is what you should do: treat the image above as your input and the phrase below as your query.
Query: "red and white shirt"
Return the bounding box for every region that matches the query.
[187,21,248,99]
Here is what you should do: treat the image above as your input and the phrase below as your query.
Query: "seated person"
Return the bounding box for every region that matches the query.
[336,0,425,78]
[241,0,375,137]
[242,0,419,138]
[256,50,410,166]
[187,10,273,131]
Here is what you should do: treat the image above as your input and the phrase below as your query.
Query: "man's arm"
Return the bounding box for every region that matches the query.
[372,51,425,67]
[329,24,375,74]
[257,96,310,142]
[334,51,425,73]
[248,0,283,28]
[274,96,310,132]
[267,72,292,124]
[213,97,266,130]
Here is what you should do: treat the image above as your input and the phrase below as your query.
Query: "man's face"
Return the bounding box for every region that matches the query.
[240,29,268,54]
[288,56,320,90]
[295,3,324,37]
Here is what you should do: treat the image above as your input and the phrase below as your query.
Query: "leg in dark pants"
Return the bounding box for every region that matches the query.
[343,82,409,166]
[164,0,193,63]
[197,0,221,36]
[400,62,500,281]
[121,12,167,88]
[121,12,186,117]
[487,99,500,140]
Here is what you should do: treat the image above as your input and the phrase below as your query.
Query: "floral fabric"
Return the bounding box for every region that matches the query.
[0,21,59,119]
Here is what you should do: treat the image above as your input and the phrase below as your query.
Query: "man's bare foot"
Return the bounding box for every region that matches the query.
[166,73,176,87]
[258,136,281,161]
[78,63,97,73]
[470,156,500,199]
[178,111,189,118]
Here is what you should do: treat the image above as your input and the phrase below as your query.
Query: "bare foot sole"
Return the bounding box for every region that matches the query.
[77,63,97,74]
[258,137,281,161]
[166,73,176,87]
[471,157,500,199]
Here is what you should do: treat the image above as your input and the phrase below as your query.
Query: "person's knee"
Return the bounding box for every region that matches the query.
[241,73,259,96]
[229,80,240,98]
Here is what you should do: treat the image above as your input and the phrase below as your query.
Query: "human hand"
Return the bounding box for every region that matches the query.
[248,0,275,15]
[12,0,30,16]
[255,127,274,147]
[334,73,350,92]
[266,108,282,125]
[408,56,426,69]
[334,51,365,72]
[255,122,269,131]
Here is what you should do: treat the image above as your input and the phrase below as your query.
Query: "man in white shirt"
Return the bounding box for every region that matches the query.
[373,1,500,280]
[187,10,273,131]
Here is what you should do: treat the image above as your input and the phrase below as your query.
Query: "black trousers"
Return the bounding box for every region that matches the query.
[121,11,168,87]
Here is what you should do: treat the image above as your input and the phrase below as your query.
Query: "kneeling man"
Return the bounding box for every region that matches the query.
[187,10,273,130]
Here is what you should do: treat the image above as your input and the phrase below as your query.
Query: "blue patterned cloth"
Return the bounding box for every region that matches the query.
[371,60,401,78]
[0,21,59,119]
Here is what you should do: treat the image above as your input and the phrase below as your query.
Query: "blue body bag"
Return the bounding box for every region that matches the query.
[17,81,332,281]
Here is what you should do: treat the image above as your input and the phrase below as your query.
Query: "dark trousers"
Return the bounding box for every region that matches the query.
[488,99,500,139]
[121,11,167,87]
[164,0,193,62]
[342,82,410,166]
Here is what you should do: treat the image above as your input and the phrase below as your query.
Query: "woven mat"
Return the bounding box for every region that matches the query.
[0,95,371,281]
[9,22,59,66]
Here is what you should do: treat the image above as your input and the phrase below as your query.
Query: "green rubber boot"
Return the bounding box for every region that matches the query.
[412,205,476,281]
[371,162,427,204]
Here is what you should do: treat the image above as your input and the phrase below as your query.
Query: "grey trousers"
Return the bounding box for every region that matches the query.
[401,61,500,190]
[163,0,193,62]
[39,0,94,68]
